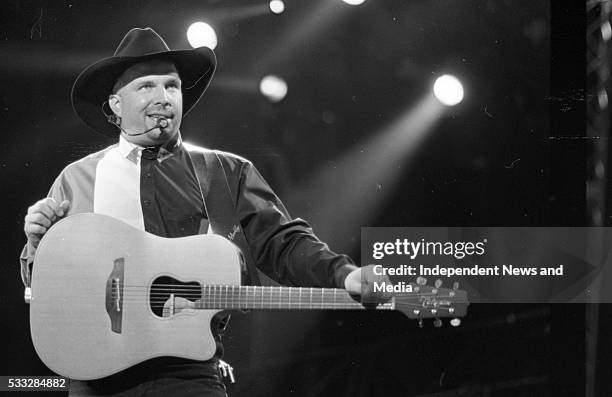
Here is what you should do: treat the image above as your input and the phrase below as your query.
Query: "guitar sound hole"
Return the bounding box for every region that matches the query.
[150,276,201,317]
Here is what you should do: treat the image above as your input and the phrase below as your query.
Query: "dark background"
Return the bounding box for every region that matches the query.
[0,1,607,396]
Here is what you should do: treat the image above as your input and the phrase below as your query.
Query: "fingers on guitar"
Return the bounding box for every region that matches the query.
[25,223,47,238]
[26,213,52,228]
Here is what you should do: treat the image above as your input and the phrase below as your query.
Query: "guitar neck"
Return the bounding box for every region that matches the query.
[193,285,395,311]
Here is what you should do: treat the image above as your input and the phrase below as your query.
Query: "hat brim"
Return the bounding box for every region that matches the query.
[71,46,216,137]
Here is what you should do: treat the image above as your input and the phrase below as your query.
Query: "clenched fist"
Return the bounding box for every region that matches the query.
[344,264,393,304]
[24,198,71,249]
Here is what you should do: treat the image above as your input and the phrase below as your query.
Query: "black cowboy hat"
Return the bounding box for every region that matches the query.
[71,27,216,137]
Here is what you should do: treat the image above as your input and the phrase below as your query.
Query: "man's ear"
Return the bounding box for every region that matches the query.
[108,94,122,117]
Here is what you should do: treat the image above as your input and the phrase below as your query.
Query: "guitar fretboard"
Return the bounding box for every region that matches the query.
[192,285,395,310]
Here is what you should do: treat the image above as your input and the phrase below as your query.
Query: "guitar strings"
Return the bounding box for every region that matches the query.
[117,283,449,291]
[126,291,449,297]
[111,291,457,310]
[121,303,454,312]
[103,288,455,295]
[113,302,450,311]
[111,289,457,299]
[114,284,452,296]
[103,284,459,310]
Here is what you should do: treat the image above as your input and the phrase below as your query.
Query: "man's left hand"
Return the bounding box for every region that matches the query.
[344,264,393,304]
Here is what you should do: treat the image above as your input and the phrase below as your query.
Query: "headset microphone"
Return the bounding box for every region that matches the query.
[108,116,169,136]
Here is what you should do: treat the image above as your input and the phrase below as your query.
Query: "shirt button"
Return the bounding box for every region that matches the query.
[144,172,152,178]
[143,199,152,206]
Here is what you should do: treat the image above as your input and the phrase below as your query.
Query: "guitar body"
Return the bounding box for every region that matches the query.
[30,213,242,380]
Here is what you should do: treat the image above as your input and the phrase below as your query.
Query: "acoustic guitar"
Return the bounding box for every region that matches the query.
[29,213,469,380]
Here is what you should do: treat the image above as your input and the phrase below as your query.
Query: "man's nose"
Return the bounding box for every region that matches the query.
[152,85,170,106]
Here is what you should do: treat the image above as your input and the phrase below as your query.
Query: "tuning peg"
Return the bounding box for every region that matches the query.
[450,281,459,297]
[416,276,427,286]
[450,318,461,327]
[433,318,443,328]
[418,319,423,328]
[431,279,442,294]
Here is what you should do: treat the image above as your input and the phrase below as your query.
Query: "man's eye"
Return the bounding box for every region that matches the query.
[139,84,153,90]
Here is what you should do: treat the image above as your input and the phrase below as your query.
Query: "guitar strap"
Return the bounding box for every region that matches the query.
[187,149,279,287]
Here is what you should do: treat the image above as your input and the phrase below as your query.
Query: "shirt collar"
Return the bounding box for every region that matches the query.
[118,133,183,164]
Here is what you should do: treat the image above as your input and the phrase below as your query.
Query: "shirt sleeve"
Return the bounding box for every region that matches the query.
[20,172,72,288]
[235,161,357,288]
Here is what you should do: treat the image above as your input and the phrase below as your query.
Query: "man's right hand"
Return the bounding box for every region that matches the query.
[24,198,71,248]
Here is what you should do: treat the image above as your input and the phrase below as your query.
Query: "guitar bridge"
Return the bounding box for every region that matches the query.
[105,258,124,333]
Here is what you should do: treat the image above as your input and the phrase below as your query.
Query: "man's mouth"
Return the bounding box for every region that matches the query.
[147,114,172,119]
[147,114,172,126]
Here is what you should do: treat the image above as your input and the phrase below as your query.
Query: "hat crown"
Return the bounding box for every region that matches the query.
[113,28,171,57]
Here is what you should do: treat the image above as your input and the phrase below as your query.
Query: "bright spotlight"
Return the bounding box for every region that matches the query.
[186,22,218,49]
[602,21,612,41]
[342,0,367,5]
[259,75,288,102]
[270,0,285,14]
[433,75,464,106]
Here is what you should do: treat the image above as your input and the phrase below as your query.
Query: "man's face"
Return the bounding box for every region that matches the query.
[109,60,183,146]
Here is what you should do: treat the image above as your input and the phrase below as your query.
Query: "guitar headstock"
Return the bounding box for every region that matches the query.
[393,277,469,327]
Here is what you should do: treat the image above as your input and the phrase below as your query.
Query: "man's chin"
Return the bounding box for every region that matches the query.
[144,128,176,143]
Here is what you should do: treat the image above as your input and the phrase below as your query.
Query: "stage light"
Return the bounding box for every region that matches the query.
[259,75,288,102]
[270,0,285,14]
[342,0,367,5]
[287,94,444,253]
[598,88,608,110]
[186,22,218,49]
[433,74,464,106]
[602,21,612,41]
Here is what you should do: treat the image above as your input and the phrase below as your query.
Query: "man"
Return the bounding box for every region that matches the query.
[21,28,387,396]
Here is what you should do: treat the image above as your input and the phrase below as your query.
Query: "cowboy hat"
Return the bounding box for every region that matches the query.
[71,27,216,137]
